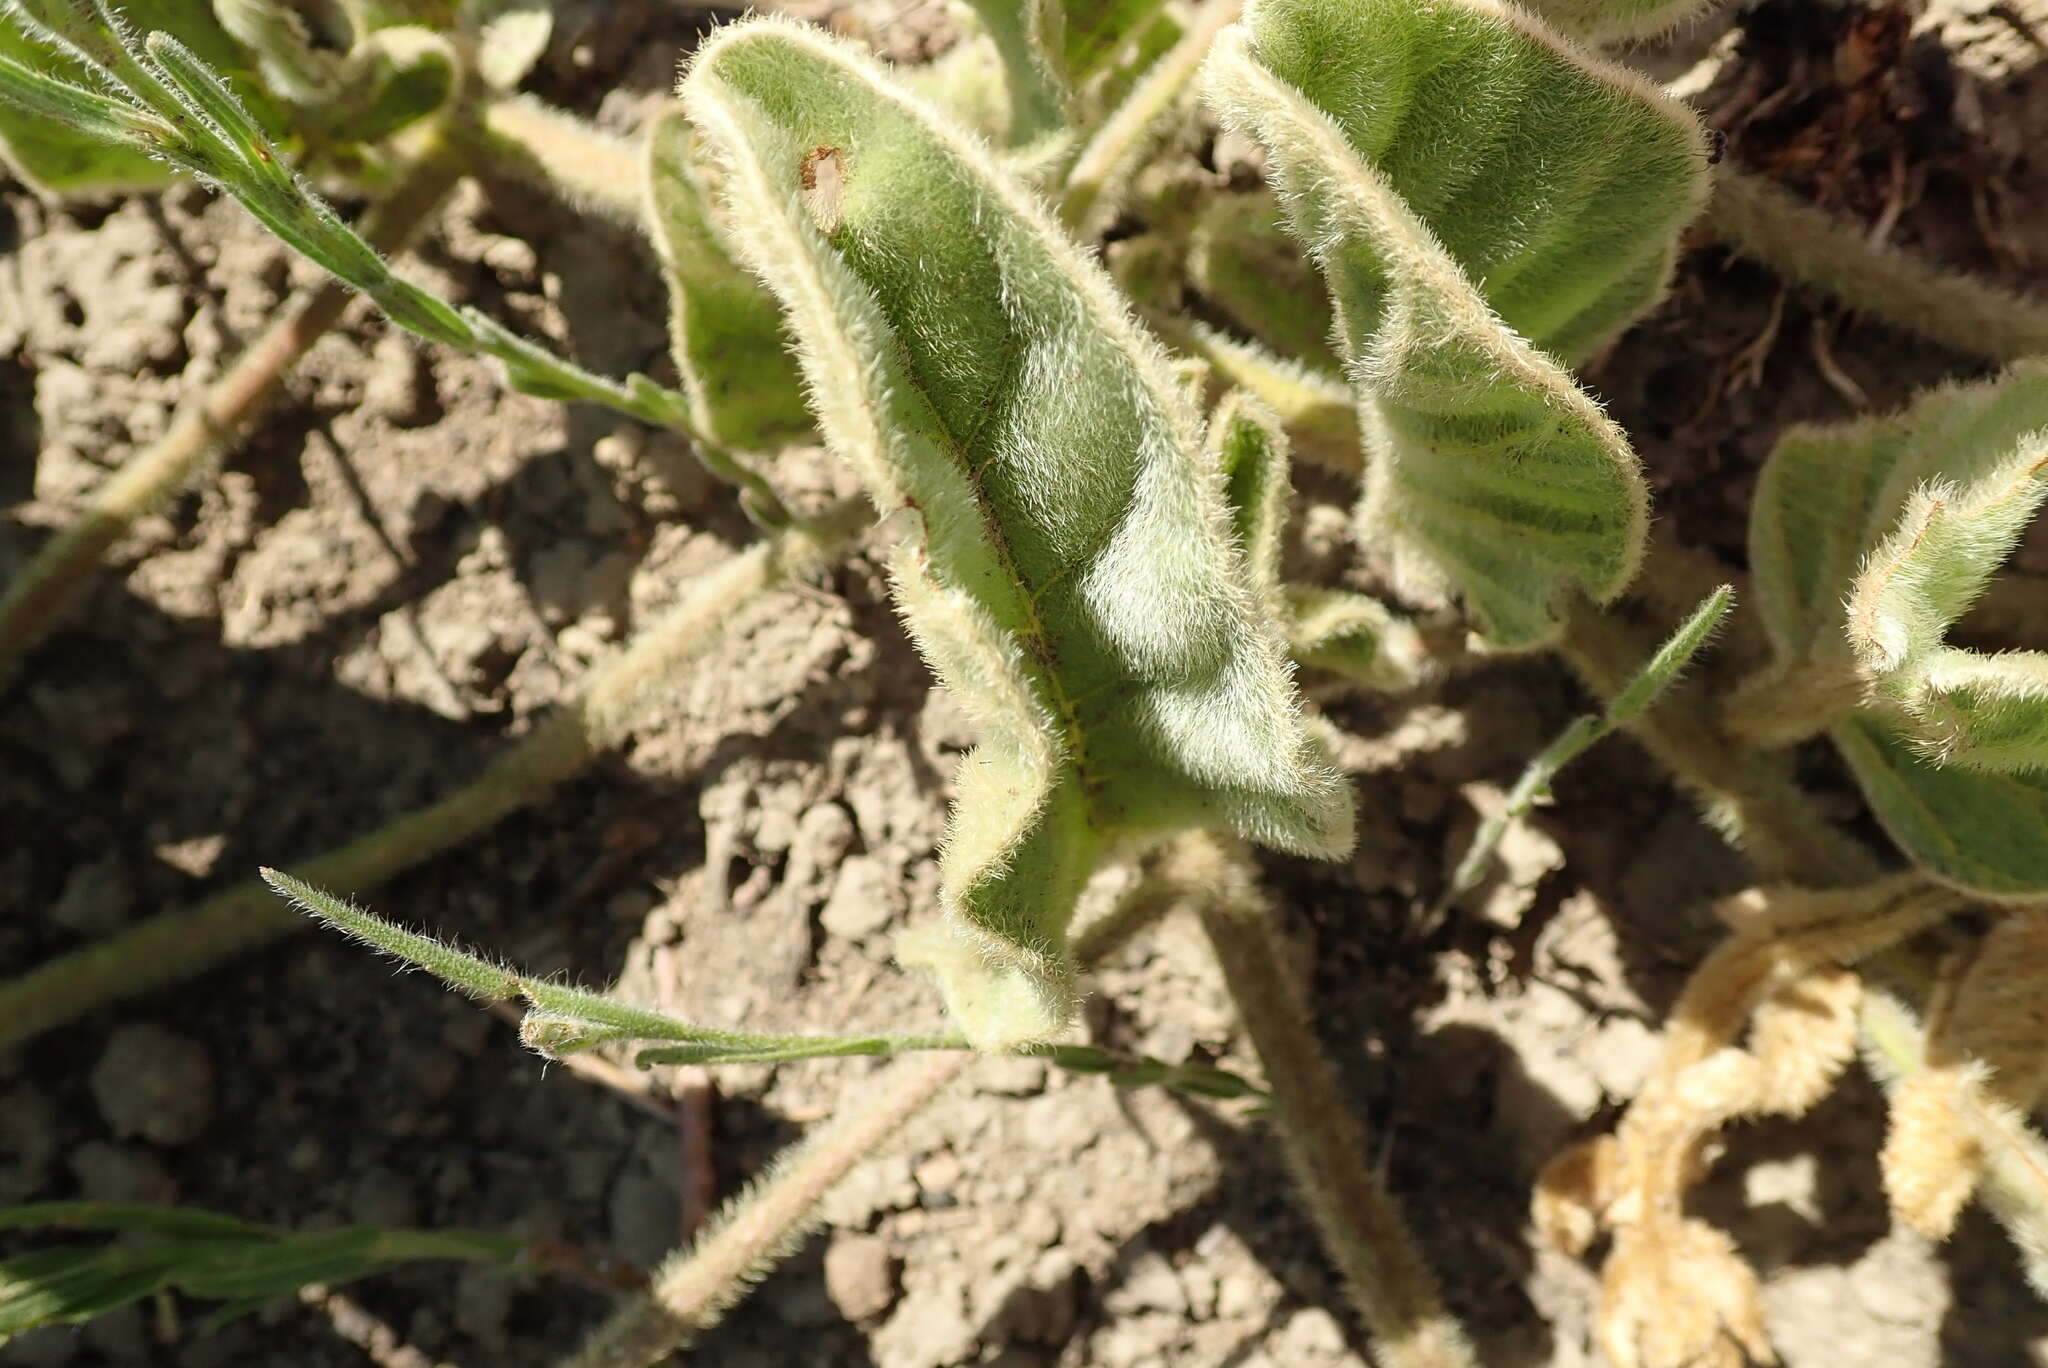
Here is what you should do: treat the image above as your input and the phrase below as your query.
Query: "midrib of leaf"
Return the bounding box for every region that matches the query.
[887,261,1097,781]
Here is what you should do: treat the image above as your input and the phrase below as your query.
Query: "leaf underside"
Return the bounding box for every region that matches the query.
[682,18,1350,1047]
[1206,0,1706,647]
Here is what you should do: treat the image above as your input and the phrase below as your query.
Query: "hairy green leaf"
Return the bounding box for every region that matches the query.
[1753,364,2048,679]
[1834,718,2048,898]
[1747,367,2048,895]
[1211,391,1427,689]
[1283,586,1429,691]
[681,18,1351,1047]
[0,0,267,193]
[645,107,814,454]
[1205,0,1706,647]
[1187,189,1339,372]
[1513,0,1723,43]
[262,870,966,1064]
[1848,443,2048,771]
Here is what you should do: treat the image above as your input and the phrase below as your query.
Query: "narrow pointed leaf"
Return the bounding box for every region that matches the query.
[0,1204,520,1341]
[0,0,270,193]
[1205,0,1706,646]
[260,868,522,999]
[265,873,971,1066]
[681,18,1351,1046]
[1440,585,1731,910]
[645,107,814,454]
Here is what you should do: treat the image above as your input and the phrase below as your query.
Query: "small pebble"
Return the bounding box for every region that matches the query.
[824,1232,900,1321]
[89,1023,213,1145]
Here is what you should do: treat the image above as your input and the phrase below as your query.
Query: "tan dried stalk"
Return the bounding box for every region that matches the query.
[1186,834,1476,1368]
[562,1052,972,1368]
[1706,166,2048,364]
[1535,878,1967,1368]
[1882,909,2048,1237]
[0,500,869,1052]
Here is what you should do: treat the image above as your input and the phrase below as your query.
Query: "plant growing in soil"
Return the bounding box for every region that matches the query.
[6,0,2048,1364]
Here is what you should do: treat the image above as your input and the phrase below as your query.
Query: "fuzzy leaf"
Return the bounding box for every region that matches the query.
[1832,719,2048,898]
[1847,444,2048,771]
[263,870,965,1064]
[1284,586,1428,690]
[1205,0,1705,647]
[1187,189,1338,371]
[1514,0,1723,43]
[681,18,1351,1047]
[1755,366,2048,680]
[645,108,814,454]
[1748,367,2048,894]
[0,0,269,194]
[1210,391,1427,688]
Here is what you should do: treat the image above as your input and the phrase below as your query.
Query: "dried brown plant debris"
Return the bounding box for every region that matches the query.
[1534,876,1967,1368]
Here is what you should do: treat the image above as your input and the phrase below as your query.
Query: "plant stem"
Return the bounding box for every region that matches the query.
[0,501,868,1053]
[0,133,465,698]
[1188,834,1477,1368]
[1706,166,2048,364]
[1060,0,1243,236]
[561,1052,970,1368]
[466,95,642,227]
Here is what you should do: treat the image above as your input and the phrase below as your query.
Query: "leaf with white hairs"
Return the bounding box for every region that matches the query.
[1203,0,1707,647]
[680,18,1351,1047]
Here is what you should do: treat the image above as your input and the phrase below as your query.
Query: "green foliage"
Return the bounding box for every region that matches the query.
[1849,445,2048,771]
[645,108,815,455]
[1439,586,1734,912]
[1212,392,1428,690]
[1749,366,2048,896]
[1514,0,1722,43]
[1204,0,1708,647]
[959,0,1068,143]
[0,0,270,192]
[0,3,794,524]
[262,870,964,1066]
[0,1202,520,1341]
[1187,190,1340,372]
[680,17,1351,1047]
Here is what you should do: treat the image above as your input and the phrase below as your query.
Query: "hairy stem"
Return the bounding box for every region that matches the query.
[1060,0,1242,236]
[0,133,464,697]
[1188,834,1476,1368]
[467,95,642,228]
[561,1052,970,1368]
[0,501,868,1053]
[1707,166,2048,364]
